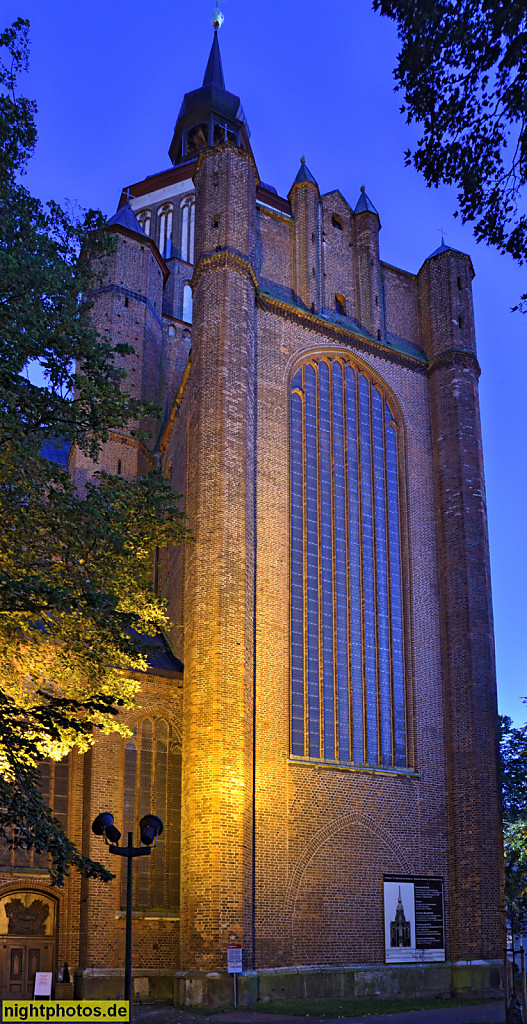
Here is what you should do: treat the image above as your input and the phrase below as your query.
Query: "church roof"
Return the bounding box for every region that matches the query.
[203,31,225,89]
[354,186,378,216]
[291,158,318,189]
[428,240,466,258]
[107,202,144,235]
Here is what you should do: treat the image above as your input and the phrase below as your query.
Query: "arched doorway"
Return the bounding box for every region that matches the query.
[0,892,57,998]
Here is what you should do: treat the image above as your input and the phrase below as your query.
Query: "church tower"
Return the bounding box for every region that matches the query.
[0,22,503,1008]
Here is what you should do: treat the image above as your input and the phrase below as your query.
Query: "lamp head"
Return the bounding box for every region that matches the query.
[139,814,164,846]
[92,812,121,845]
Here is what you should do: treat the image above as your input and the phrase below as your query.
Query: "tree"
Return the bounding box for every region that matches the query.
[499,716,527,954]
[0,19,189,883]
[500,715,527,825]
[374,0,527,304]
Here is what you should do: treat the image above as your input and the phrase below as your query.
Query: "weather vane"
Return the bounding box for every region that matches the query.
[212,0,224,30]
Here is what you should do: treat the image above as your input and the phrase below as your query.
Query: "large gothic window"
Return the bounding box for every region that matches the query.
[290,357,408,770]
[122,719,181,910]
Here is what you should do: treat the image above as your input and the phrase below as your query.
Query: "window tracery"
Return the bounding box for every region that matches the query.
[122,719,181,910]
[290,356,408,770]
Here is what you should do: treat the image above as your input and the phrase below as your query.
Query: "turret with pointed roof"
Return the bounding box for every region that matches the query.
[168,31,251,165]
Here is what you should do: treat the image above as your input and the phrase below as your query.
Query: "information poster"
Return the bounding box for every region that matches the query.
[384,875,445,963]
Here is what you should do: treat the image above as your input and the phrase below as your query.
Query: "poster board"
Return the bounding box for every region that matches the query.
[384,875,445,963]
[227,946,242,974]
[34,972,53,997]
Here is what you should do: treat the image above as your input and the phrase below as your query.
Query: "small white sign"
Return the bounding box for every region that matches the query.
[34,972,53,997]
[227,946,243,974]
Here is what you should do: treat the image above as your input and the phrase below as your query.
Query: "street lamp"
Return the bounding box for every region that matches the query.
[92,812,164,1003]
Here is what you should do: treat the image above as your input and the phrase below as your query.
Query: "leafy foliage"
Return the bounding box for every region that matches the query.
[500,715,527,824]
[499,716,527,944]
[374,0,527,303]
[0,19,189,883]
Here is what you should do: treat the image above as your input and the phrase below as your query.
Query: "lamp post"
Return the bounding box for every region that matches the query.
[92,812,164,1003]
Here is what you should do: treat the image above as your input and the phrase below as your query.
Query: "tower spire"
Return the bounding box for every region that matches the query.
[203,30,225,89]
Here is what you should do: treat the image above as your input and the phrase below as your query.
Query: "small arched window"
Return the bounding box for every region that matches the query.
[332,214,343,230]
[158,205,173,259]
[182,283,193,324]
[335,293,346,316]
[122,719,181,910]
[180,197,195,263]
[139,211,151,237]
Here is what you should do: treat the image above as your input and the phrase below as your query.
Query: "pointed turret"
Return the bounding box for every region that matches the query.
[107,201,144,237]
[168,31,251,165]
[288,158,320,312]
[354,185,379,217]
[290,157,318,190]
[354,185,382,338]
[202,32,225,89]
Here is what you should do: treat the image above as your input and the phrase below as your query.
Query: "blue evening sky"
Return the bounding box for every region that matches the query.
[5,0,526,723]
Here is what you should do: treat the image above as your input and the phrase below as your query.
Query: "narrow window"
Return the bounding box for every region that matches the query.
[213,215,219,228]
[457,276,463,290]
[121,721,181,910]
[124,296,129,308]
[332,214,343,230]
[139,212,151,237]
[180,201,189,261]
[290,357,408,770]
[158,206,173,259]
[182,283,193,324]
[117,459,122,476]
[458,315,464,328]
[335,293,346,315]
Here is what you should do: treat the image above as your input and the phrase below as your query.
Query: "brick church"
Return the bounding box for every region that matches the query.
[0,23,503,1006]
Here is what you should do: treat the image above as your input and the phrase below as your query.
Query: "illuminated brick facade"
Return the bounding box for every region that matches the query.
[0,31,503,1005]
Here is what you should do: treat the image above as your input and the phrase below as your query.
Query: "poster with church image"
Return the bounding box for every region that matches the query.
[384,876,445,963]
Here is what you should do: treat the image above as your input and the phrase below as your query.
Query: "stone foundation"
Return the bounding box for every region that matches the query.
[75,960,503,1007]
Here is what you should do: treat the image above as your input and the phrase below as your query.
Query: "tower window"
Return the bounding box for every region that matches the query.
[213,121,236,145]
[124,297,129,308]
[458,315,464,328]
[213,215,219,228]
[117,459,122,476]
[182,283,193,324]
[122,720,181,910]
[186,123,208,155]
[290,358,408,769]
[332,214,343,230]
[335,293,346,315]
[158,205,173,259]
[312,233,316,244]
[457,276,463,290]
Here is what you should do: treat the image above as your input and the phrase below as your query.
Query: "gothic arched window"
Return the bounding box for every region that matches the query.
[290,356,408,770]
[122,719,181,910]
[158,206,173,259]
[182,283,193,324]
[138,210,151,237]
[180,197,195,263]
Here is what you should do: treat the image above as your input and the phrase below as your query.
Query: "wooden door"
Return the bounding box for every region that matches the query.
[1,940,54,998]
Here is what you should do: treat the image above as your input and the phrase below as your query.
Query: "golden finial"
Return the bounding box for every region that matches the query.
[212,1,224,30]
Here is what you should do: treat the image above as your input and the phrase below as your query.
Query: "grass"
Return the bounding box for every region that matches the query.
[234,994,498,1017]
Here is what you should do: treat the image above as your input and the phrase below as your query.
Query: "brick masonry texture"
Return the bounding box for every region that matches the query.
[0,80,503,998]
